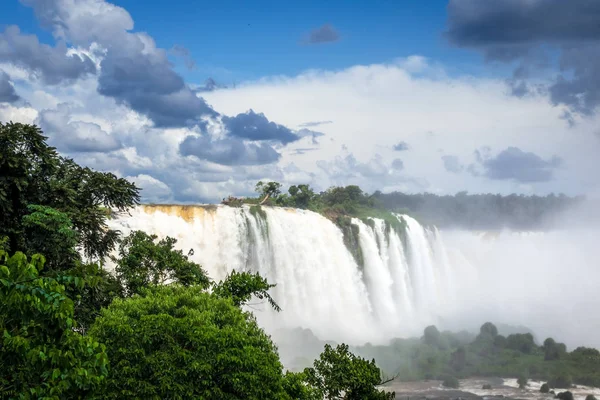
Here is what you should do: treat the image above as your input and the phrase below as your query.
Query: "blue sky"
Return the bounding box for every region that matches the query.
[1,0,600,202]
[1,0,484,82]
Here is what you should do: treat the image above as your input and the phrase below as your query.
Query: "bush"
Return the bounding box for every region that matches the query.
[442,376,459,389]
[541,383,550,393]
[556,391,574,400]
[482,384,492,389]
[549,373,573,389]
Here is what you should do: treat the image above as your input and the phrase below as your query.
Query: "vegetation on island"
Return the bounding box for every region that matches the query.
[228,181,409,268]
[0,122,395,399]
[351,322,600,389]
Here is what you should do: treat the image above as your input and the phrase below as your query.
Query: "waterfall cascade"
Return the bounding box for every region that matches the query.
[107,205,600,348]
[107,205,471,343]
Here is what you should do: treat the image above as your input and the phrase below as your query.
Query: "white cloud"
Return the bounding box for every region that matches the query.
[203,58,600,196]
[4,36,600,202]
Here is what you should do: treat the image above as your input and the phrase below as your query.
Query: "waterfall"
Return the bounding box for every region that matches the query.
[108,205,461,343]
[107,204,600,349]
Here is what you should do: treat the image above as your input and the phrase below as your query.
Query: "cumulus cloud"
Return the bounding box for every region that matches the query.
[446,0,600,116]
[442,155,464,173]
[179,135,281,166]
[475,146,563,183]
[127,174,173,203]
[222,110,300,144]
[20,0,216,127]
[305,24,340,44]
[0,25,96,85]
[4,0,600,202]
[0,70,20,103]
[37,104,123,152]
[393,141,409,151]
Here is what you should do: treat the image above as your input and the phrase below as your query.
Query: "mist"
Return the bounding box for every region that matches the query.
[108,201,600,372]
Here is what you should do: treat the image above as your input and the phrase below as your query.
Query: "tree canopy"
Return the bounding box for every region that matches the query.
[89,285,286,399]
[0,250,108,399]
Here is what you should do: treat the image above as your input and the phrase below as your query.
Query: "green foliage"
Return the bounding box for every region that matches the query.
[282,371,322,400]
[549,372,573,389]
[90,285,286,399]
[544,338,567,361]
[442,376,459,388]
[0,250,108,398]
[212,270,281,311]
[480,322,499,338]
[255,181,282,204]
[423,325,442,348]
[113,230,210,296]
[0,122,139,262]
[354,321,600,389]
[517,374,528,388]
[303,343,395,399]
[283,184,319,209]
[22,205,79,272]
[541,383,550,393]
[506,333,536,354]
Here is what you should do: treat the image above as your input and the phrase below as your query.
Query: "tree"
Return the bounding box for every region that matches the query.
[255,181,282,204]
[423,325,441,347]
[89,285,286,399]
[21,205,79,272]
[303,343,395,400]
[0,122,139,262]
[479,322,498,338]
[543,338,567,361]
[449,346,467,372]
[113,230,210,297]
[0,250,108,398]
[286,184,318,210]
[506,333,536,354]
[549,372,573,389]
[282,371,322,400]
[212,270,280,311]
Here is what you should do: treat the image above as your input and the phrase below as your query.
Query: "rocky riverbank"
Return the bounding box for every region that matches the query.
[382,378,600,400]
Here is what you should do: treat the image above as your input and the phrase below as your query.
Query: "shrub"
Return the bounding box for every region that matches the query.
[541,383,550,393]
[442,376,459,389]
[549,373,573,389]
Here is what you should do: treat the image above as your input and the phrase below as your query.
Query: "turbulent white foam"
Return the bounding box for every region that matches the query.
[108,205,600,348]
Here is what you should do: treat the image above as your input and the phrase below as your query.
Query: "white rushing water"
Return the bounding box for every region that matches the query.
[107,205,600,348]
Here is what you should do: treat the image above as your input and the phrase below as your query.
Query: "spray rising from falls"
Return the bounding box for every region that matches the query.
[108,205,600,348]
